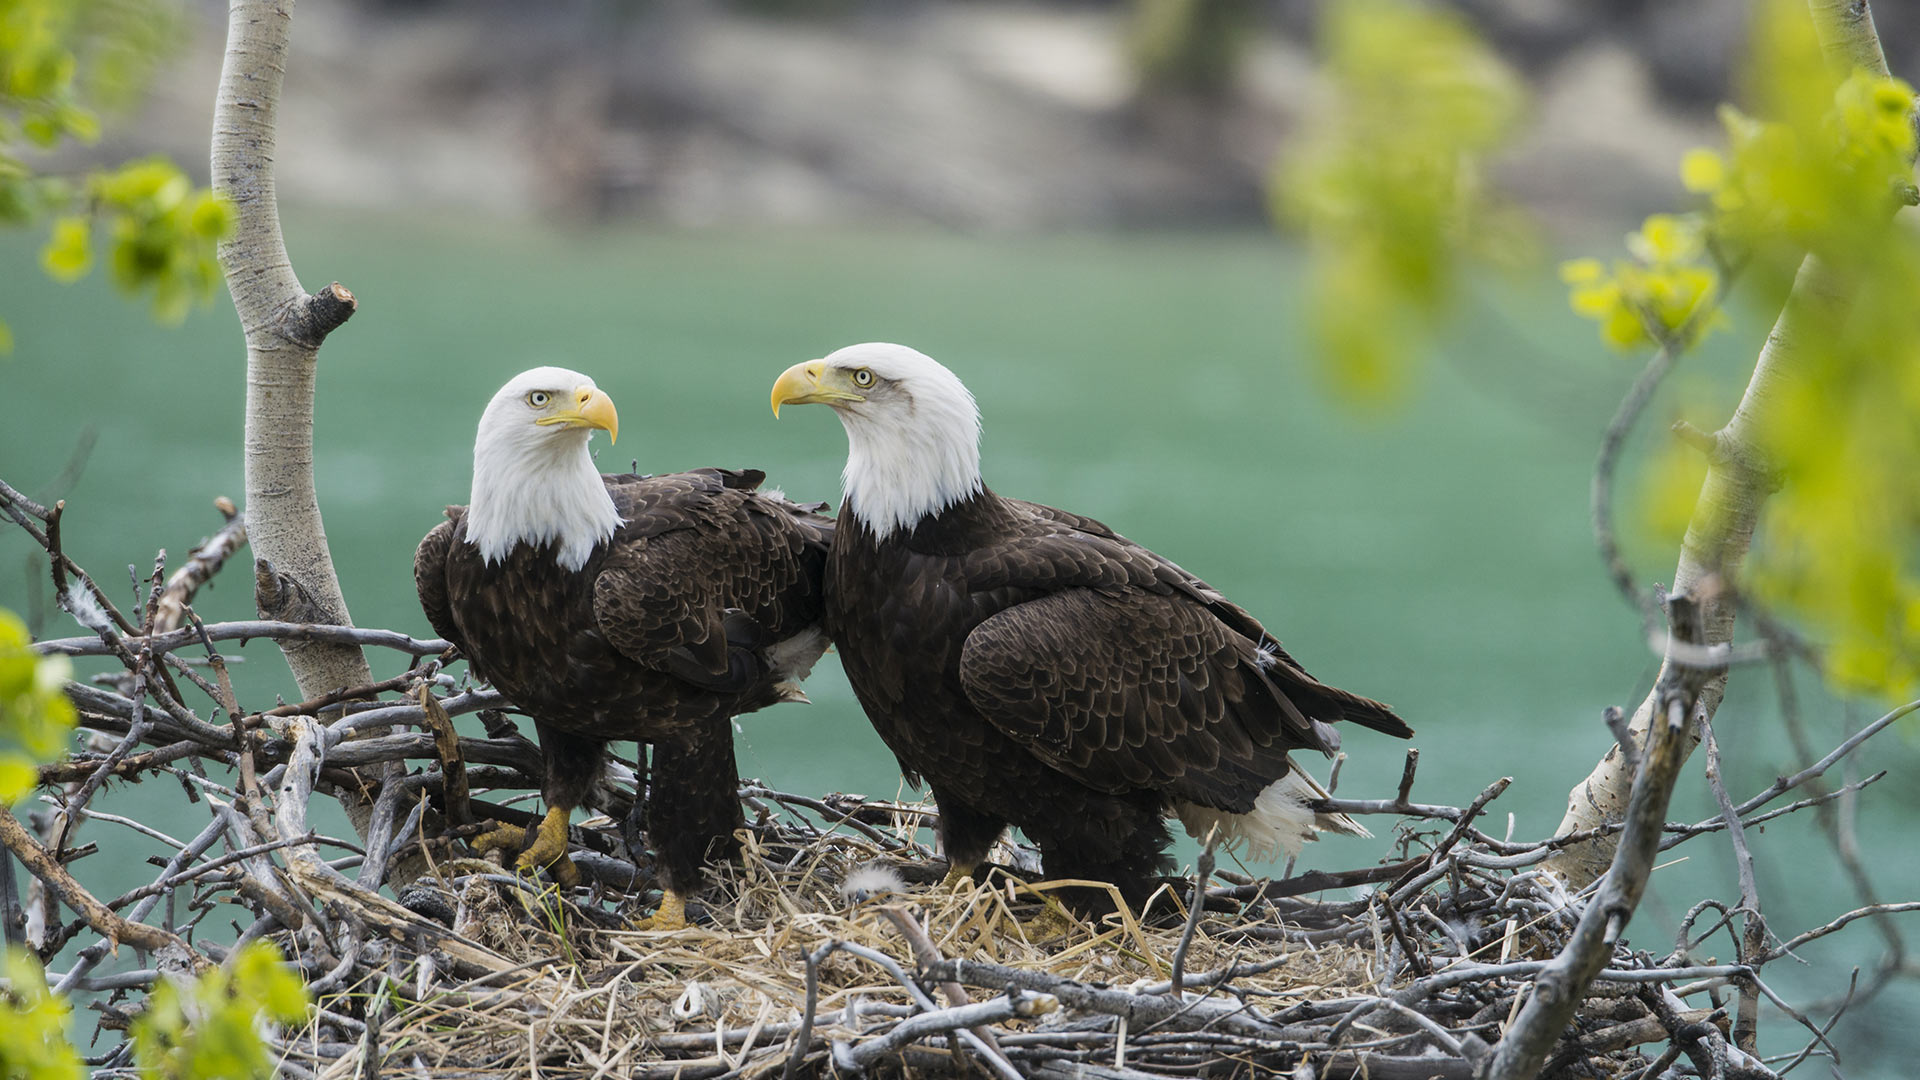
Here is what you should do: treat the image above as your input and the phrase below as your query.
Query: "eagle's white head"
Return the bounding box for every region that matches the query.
[464,366,623,572]
[770,343,983,540]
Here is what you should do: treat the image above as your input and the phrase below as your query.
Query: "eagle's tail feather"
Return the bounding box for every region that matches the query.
[1173,766,1369,863]
[1319,685,1414,740]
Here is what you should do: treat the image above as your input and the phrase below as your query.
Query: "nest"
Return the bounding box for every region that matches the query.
[268,786,1686,1080]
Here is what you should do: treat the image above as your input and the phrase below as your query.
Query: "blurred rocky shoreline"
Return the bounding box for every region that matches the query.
[98,0,1920,233]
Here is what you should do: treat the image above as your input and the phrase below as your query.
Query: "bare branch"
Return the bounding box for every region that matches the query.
[35,620,450,660]
[152,501,246,634]
[1489,595,1714,1077]
[0,806,203,967]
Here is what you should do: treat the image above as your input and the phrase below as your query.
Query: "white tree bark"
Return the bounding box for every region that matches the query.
[210,0,371,702]
[1546,0,1893,887]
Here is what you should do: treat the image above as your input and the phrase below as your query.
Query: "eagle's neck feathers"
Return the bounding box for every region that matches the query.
[838,373,983,541]
[465,426,621,573]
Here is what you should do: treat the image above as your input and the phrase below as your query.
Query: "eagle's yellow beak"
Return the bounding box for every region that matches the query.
[537,385,619,445]
[771,360,863,417]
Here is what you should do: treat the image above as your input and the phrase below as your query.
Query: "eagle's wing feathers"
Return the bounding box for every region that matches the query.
[591,470,830,693]
[413,513,466,654]
[959,588,1309,812]
[593,537,735,683]
[955,503,1407,813]
[998,500,1413,741]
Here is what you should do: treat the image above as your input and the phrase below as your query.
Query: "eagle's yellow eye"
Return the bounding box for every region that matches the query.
[527,390,552,408]
[851,369,875,389]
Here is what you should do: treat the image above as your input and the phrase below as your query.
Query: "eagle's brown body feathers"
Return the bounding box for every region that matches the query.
[828,487,1411,908]
[416,468,832,894]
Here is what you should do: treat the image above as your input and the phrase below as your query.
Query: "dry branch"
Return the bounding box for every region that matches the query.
[1489,594,1718,1077]
[0,806,203,967]
[152,500,246,634]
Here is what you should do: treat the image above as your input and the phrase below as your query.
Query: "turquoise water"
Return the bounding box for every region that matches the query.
[1,213,1913,1066]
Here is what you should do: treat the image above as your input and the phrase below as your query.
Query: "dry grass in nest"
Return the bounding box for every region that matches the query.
[304,796,1382,1079]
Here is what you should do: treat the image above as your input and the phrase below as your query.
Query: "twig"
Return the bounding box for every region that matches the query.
[1763,901,1920,963]
[919,958,1299,1040]
[781,942,834,1080]
[152,501,246,634]
[1486,594,1714,1078]
[34,739,204,784]
[1700,717,1767,1053]
[845,992,1058,1071]
[0,806,202,966]
[1732,698,1920,819]
[1170,832,1217,997]
[1386,776,1512,898]
[32,620,447,660]
[51,666,151,856]
[420,685,472,828]
[1591,341,1680,634]
[1775,968,1857,1076]
[0,846,19,946]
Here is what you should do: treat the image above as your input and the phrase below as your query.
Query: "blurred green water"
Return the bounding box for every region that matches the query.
[1,213,1914,1065]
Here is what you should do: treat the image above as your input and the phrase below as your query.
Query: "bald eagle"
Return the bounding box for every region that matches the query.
[416,367,833,928]
[771,343,1412,912]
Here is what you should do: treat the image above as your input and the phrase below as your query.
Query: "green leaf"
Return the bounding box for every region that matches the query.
[0,755,36,803]
[187,192,235,240]
[39,215,92,282]
[1273,0,1530,403]
[0,608,76,801]
[130,942,308,1080]
[0,947,83,1080]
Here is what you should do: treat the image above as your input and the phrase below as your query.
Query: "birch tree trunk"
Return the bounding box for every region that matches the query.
[1545,0,1893,887]
[211,0,369,702]
[211,0,387,849]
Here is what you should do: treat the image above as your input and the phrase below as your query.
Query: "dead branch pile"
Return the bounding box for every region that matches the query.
[3,480,1914,1079]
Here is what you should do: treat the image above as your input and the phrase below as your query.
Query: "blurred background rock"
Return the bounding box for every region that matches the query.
[83,0,1920,232]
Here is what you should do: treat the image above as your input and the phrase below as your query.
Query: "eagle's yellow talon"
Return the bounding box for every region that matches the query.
[510,806,580,886]
[631,889,689,932]
[1019,905,1077,943]
[515,806,572,866]
[473,808,579,886]
[470,822,527,857]
[940,862,980,891]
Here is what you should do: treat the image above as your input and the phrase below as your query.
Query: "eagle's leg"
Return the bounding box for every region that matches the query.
[473,723,600,886]
[931,792,1005,891]
[1029,793,1173,921]
[631,725,743,932]
[939,864,979,890]
[632,888,687,933]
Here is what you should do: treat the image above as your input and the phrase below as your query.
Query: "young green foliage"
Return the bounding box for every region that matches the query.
[0,948,83,1080]
[1562,0,1920,699]
[0,0,229,341]
[1559,214,1723,351]
[130,941,309,1080]
[1275,0,1528,405]
[0,607,74,803]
